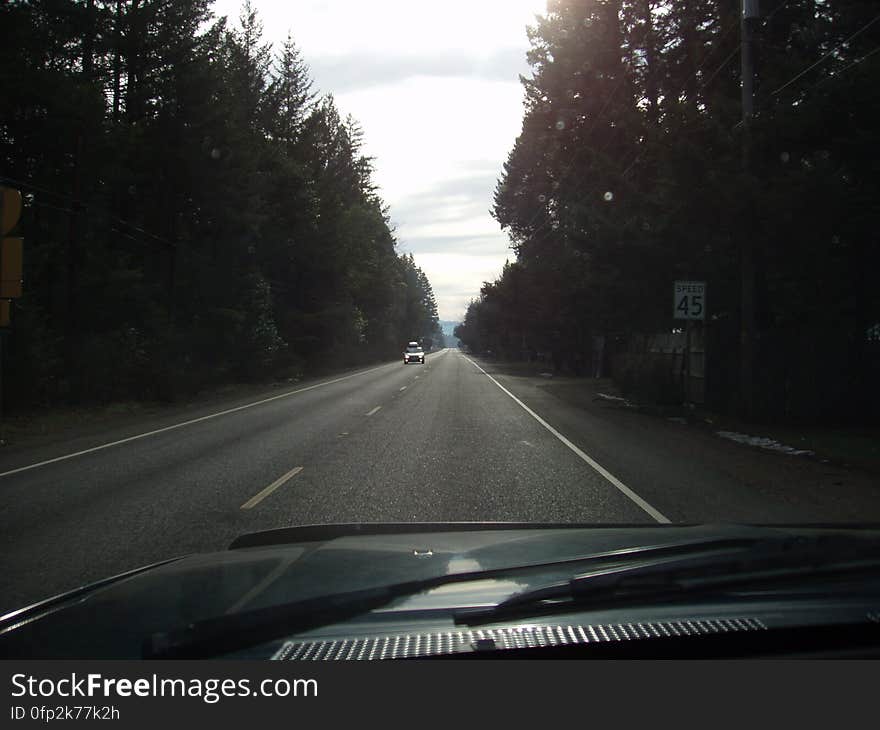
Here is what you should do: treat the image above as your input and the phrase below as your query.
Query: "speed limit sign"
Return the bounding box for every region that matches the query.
[673,281,706,320]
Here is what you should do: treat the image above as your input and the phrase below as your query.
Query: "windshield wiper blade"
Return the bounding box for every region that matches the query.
[455,538,880,626]
[144,535,766,658]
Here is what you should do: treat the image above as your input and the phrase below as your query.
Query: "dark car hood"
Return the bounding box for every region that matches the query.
[2,522,877,658]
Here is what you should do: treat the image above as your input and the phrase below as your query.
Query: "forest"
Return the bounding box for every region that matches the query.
[1,0,443,409]
[455,0,880,424]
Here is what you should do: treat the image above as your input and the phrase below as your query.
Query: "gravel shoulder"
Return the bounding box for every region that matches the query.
[474,357,880,523]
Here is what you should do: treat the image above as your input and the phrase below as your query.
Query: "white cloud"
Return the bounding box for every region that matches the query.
[402,218,502,242]
[336,76,523,203]
[214,0,544,57]
[412,252,512,321]
[309,47,528,93]
[212,0,545,321]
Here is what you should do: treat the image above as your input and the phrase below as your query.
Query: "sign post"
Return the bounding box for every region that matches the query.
[673,280,706,321]
[673,281,707,406]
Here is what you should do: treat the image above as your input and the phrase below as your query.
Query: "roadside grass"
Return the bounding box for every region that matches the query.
[0,364,366,452]
[1,354,413,453]
[1,401,155,447]
[0,382,283,451]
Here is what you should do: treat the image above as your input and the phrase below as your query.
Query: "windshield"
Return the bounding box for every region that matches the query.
[1,0,879,653]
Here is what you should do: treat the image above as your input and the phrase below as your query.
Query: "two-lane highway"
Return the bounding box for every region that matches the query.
[0,349,653,613]
[2,348,879,615]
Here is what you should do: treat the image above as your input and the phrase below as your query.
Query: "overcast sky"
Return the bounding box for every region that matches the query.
[212,0,546,321]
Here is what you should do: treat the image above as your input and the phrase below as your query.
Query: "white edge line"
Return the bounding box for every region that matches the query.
[0,363,393,479]
[240,466,304,510]
[463,355,670,524]
[366,406,382,416]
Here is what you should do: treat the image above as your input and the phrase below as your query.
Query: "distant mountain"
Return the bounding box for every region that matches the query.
[439,320,461,347]
[439,320,460,336]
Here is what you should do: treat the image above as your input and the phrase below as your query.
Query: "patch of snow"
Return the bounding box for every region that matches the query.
[716,430,814,456]
[595,392,637,408]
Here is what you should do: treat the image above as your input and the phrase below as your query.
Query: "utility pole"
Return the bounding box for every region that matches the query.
[739,0,760,418]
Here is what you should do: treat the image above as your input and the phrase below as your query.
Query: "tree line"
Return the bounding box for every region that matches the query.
[1,0,443,408]
[455,0,880,423]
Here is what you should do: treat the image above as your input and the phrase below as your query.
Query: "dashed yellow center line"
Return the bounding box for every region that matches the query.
[240,466,303,510]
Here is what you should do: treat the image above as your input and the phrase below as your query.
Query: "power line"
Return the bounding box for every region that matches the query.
[24,199,171,253]
[547,14,739,210]
[699,44,742,91]
[692,15,741,82]
[695,0,794,93]
[777,43,880,106]
[28,199,75,216]
[815,43,880,88]
[762,0,792,27]
[768,11,880,98]
[0,175,71,202]
[507,10,760,251]
[1,174,176,249]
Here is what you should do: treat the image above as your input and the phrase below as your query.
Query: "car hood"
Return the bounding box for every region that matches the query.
[1,522,877,657]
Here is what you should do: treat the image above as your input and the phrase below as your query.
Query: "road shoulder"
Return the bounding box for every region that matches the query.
[467,355,880,522]
[0,359,400,472]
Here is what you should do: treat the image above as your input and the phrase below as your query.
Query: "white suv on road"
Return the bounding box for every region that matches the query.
[403,342,425,364]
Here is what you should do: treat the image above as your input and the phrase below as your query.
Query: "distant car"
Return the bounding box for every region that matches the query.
[404,342,425,364]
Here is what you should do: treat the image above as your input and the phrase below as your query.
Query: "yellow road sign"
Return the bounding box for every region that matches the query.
[1,187,22,236]
[1,237,23,298]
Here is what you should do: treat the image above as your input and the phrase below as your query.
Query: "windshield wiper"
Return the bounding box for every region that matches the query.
[145,535,767,658]
[143,533,864,658]
[455,536,880,625]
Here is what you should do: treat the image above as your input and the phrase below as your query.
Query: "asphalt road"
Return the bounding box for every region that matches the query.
[1,348,878,614]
